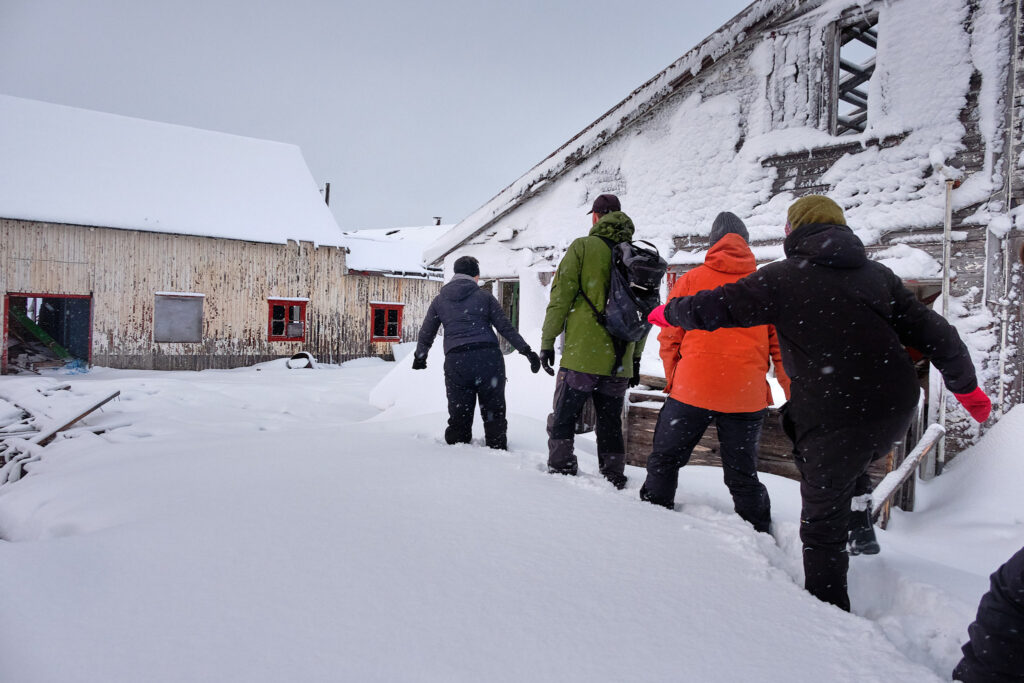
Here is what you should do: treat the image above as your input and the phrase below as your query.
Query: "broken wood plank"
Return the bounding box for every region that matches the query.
[33,390,121,447]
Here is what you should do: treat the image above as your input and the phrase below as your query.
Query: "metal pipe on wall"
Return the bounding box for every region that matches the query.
[936,177,955,474]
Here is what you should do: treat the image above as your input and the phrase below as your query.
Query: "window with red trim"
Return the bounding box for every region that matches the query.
[665,271,679,289]
[370,303,403,342]
[268,299,306,342]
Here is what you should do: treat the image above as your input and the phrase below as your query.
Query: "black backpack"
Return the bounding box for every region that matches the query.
[579,239,668,375]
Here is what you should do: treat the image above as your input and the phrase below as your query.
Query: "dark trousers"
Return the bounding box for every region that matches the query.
[954,545,1024,682]
[546,368,628,478]
[782,404,915,611]
[443,345,507,450]
[641,398,771,533]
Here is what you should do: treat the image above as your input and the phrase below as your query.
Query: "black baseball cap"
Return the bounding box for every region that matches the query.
[587,194,621,215]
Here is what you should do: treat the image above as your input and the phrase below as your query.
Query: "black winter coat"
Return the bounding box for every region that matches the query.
[954,545,1024,682]
[664,222,977,426]
[416,275,530,357]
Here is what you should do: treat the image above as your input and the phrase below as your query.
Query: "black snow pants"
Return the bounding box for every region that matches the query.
[546,368,628,481]
[640,398,771,533]
[953,545,1024,682]
[443,343,507,450]
[781,403,915,611]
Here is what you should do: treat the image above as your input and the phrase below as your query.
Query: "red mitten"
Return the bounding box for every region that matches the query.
[647,305,669,328]
[954,386,992,422]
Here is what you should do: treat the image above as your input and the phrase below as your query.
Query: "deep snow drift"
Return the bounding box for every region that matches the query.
[0,355,1021,682]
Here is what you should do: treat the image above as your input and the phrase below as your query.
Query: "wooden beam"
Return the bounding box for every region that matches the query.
[33,391,121,447]
[870,423,945,522]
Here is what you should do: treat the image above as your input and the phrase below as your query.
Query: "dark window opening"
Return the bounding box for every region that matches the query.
[835,18,877,135]
[268,299,306,342]
[370,303,403,342]
[494,281,520,354]
[3,293,91,374]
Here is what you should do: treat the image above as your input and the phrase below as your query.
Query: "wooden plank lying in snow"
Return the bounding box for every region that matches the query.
[33,390,121,447]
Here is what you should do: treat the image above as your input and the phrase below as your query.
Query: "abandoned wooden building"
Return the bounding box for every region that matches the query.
[339,225,445,359]
[424,0,1024,482]
[0,95,440,373]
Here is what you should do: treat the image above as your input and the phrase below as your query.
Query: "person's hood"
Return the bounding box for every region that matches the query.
[783,223,867,268]
[440,274,481,302]
[589,211,635,243]
[704,232,756,274]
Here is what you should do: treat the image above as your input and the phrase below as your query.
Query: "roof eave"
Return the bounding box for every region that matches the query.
[426,0,820,266]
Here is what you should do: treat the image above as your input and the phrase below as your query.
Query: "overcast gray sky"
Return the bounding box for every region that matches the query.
[0,0,752,230]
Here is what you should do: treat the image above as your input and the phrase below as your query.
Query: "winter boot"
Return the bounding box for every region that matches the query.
[639,485,674,510]
[547,437,578,476]
[848,496,880,556]
[605,472,628,490]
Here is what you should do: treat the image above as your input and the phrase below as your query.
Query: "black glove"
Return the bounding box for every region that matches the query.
[539,349,556,376]
[523,349,541,374]
[412,354,427,370]
[628,358,642,388]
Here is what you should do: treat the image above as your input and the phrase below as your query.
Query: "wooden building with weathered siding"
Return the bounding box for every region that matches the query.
[423,0,1024,473]
[0,95,440,372]
[339,225,445,361]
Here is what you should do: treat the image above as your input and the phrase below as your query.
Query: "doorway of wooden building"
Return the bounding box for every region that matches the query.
[2,293,92,374]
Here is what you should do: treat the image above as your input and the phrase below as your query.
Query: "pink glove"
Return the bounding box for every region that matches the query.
[648,305,669,328]
[954,386,992,422]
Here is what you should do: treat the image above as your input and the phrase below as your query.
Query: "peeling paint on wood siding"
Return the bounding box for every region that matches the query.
[1,219,440,370]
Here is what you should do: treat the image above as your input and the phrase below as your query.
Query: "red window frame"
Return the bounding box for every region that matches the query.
[2,292,93,374]
[665,270,679,289]
[268,299,307,342]
[370,303,403,342]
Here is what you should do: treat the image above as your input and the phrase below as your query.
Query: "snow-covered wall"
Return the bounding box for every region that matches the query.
[430,0,1021,451]
[437,0,1007,270]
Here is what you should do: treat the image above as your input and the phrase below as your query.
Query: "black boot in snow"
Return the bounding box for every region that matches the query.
[639,485,674,510]
[848,508,880,556]
[605,472,627,490]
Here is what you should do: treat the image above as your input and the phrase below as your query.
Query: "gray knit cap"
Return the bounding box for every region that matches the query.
[708,211,749,247]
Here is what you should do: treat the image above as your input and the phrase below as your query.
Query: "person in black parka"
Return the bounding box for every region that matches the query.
[953,545,1024,682]
[414,255,541,450]
[953,240,1024,682]
[648,195,991,612]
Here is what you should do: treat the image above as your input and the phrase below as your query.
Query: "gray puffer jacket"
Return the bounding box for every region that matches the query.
[415,275,530,357]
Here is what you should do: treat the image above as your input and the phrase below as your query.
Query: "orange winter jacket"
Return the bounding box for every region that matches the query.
[660,233,791,413]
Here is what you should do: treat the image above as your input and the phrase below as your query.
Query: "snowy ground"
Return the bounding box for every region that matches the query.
[1,353,1021,682]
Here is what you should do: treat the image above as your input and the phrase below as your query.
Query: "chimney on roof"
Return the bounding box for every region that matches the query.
[322,183,331,206]
[433,216,442,226]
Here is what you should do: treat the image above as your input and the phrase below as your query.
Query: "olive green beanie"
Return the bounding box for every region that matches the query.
[787,195,846,232]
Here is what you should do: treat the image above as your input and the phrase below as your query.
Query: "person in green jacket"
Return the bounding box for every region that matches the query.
[539,194,647,489]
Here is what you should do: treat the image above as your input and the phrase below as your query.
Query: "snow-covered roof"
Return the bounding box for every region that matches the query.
[340,225,447,278]
[0,94,344,246]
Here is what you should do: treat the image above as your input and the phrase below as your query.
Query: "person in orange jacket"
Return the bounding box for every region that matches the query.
[640,212,790,533]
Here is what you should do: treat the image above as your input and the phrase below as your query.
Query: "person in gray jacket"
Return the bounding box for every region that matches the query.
[414,255,542,450]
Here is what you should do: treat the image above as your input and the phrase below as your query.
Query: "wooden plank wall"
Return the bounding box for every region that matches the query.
[334,273,440,362]
[1,219,440,370]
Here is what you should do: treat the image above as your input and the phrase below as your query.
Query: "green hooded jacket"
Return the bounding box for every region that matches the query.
[540,211,648,377]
